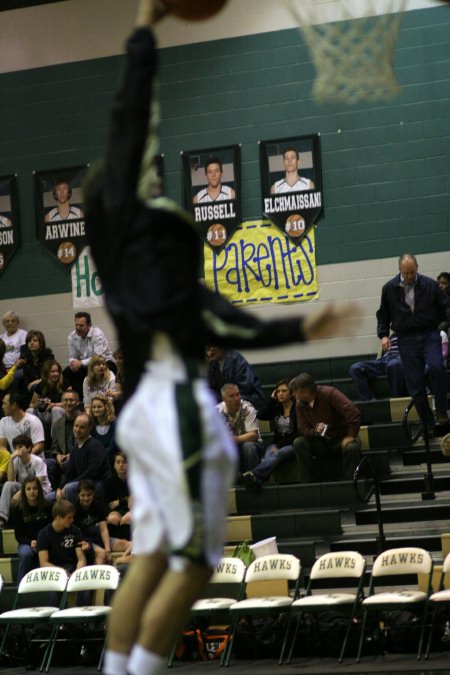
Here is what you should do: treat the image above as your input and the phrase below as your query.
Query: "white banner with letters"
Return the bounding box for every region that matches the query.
[71,247,104,308]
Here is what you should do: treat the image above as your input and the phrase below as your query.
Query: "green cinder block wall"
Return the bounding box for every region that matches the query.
[0,5,448,301]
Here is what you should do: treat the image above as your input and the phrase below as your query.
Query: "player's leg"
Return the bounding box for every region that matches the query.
[131,560,212,656]
[104,551,167,675]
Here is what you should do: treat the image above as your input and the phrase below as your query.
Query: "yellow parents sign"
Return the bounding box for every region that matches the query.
[204,220,318,305]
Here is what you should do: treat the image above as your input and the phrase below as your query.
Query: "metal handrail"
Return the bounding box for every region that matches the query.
[353,455,386,555]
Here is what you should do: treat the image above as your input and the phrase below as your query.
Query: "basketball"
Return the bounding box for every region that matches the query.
[285,214,306,238]
[161,0,228,21]
[207,223,227,247]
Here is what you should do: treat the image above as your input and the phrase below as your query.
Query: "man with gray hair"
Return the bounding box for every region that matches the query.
[0,311,27,370]
[215,383,262,473]
[291,373,361,483]
[377,253,450,432]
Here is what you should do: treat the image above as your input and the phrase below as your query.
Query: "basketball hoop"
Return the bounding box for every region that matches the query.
[288,0,408,104]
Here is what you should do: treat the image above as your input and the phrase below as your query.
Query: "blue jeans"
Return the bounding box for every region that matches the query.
[238,442,262,472]
[17,544,39,583]
[398,329,447,427]
[251,443,295,481]
[349,355,407,400]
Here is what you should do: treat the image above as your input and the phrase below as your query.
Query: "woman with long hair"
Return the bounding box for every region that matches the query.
[10,476,52,582]
[82,354,116,415]
[90,393,117,455]
[28,359,68,428]
[22,329,54,392]
[243,378,298,491]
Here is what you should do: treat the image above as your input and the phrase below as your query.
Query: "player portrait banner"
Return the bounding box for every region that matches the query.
[182,144,241,252]
[260,134,323,245]
[0,174,20,275]
[34,165,88,269]
[204,219,318,305]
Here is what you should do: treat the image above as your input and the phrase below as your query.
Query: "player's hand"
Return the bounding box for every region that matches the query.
[303,302,361,341]
[136,0,168,27]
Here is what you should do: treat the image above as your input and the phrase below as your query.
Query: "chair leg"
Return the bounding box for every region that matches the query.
[43,622,60,673]
[278,611,293,665]
[417,603,430,660]
[0,624,11,660]
[286,613,300,665]
[356,610,368,662]
[97,640,106,672]
[167,636,178,668]
[339,614,354,663]
[424,606,437,660]
[223,615,239,667]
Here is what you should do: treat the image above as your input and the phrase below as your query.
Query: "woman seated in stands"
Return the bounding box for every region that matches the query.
[90,393,118,455]
[28,359,68,429]
[82,354,117,415]
[105,450,131,532]
[21,329,54,393]
[242,378,298,492]
[10,475,52,583]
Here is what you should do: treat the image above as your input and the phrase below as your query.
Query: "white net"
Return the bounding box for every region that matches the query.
[288,0,407,104]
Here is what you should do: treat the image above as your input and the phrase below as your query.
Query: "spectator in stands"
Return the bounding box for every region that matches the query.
[37,499,86,574]
[48,390,80,489]
[90,393,117,456]
[215,383,262,473]
[0,338,24,393]
[0,434,51,529]
[11,476,52,582]
[20,329,55,394]
[437,272,450,298]
[105,451,131,531]
[437,272,450,339]
[441,433,450,457]
[349,332,408,401]
[242,379,298,491]
[291,373,361,483]
[54,413,111,503]
[74,479,128,565]
[0,392,45,455]
[377,254,450,431]
[207,346,264,407]
[82,355,117,416]
[0,310,27,371]
[64,311,114,399]
[28,360,67,425]
[111,348,124,412]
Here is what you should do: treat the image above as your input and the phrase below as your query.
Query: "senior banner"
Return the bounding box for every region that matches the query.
[204,220,318,305]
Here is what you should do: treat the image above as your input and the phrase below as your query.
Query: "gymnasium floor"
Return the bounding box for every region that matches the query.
[3,654,450,674]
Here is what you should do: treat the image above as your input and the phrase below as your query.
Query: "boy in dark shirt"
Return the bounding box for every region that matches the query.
[74,479,128,564]
[37,499,85,574]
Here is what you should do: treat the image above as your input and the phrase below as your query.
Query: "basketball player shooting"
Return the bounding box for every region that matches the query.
[83,2,360,674]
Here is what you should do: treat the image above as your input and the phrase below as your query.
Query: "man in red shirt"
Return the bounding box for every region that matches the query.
[291,372,361,482]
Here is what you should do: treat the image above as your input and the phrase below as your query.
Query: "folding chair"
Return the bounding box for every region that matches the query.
[356,546,433,662]
[284,550,366,663]
[0,567,67,669]
[167,556,246,667]
[424,551,450,658]
[42,564,120,672]
[223,553,301,667]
